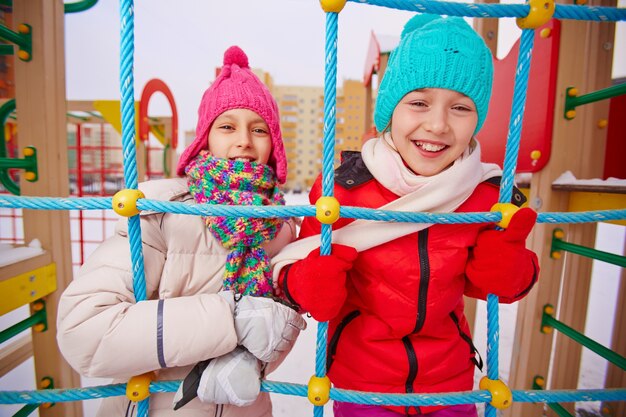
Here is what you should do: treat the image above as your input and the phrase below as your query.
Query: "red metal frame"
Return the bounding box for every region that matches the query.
[0,122,23,245]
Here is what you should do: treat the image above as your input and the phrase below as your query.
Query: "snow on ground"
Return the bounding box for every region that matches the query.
[0,192,623,417]
[553,171,626,188]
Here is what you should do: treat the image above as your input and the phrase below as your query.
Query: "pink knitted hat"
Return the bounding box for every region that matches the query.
[176,46,286,183]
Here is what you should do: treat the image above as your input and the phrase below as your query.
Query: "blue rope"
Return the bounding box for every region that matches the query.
[484,293,500,417]
[321,12,339,200]
[348,0,626,21]
[319,9,339,260]
[119,0,147,413]
[486,295,500,379]
[312,11,341,417]
[499,29,534,204]
[119,0,147,307]
[1,195,625,224]
[3,381,625,407]
[119,0,138,192]
[484,27,535,417]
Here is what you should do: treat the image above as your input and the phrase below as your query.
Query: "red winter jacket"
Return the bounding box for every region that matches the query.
[297,152,538,414]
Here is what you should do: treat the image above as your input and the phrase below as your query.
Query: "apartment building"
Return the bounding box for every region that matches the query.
[273,85,323,192]
[275,79,372,192]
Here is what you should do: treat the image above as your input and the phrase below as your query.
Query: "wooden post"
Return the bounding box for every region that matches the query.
[365,82,373,132]
[473,0,499,56]
[506,2,615,416]
[13,1,83,416]
[601,233,626,417]
[378,54,389,83]
[137,141,147,182]
[547,7,614,416]
[166,146,176,178]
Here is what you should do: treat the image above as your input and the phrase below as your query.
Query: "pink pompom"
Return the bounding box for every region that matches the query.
[223,46,249,68]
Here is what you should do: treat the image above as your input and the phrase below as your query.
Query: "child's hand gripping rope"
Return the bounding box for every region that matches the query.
[219,291,307,363]
[465,207,540,303]
[279,244,359,322]
[174,293,306,409]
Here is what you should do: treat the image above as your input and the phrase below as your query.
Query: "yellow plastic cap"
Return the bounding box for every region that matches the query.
[315,196,341,224]
[479,377,513,409]
[320,0,346,13]
[307,375,331,406]
[126,372,156,402]
[516,0,555,29]
[112,189,145,217]
[490,203,519,229]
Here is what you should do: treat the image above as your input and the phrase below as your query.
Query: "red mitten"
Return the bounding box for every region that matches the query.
[465,207,540,303]
[279,244,358,322]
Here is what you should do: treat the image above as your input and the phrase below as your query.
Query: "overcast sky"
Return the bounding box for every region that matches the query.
[64,0,625,149]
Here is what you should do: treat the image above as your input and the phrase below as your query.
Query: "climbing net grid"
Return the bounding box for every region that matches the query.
[1,0,626,416]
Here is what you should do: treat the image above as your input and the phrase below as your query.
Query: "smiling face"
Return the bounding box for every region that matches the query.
[207,108,273,164]
[390,88,478,177]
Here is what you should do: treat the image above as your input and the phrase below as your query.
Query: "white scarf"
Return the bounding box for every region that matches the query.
[271,134,502,280]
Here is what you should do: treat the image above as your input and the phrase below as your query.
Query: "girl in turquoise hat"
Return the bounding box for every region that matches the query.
[271,14,540,417]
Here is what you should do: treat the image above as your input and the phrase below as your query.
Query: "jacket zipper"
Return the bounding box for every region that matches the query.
[401,229,430,414]
[413,229,430,333]
[402,336,421,415]
[449,312,483,371]
[326,310,360,371]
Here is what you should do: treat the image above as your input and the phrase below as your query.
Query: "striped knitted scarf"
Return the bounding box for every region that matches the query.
[186,150,285,297]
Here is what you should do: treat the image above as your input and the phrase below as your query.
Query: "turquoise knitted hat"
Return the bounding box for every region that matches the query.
[374,14,494,135]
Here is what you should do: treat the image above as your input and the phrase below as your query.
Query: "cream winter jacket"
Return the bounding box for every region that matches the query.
[57,178,297,417]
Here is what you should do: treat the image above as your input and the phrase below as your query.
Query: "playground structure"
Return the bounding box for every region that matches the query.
[0,1,625,417]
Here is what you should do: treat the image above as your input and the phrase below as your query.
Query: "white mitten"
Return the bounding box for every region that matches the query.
[219,292,307,363]
[195,347,262,407]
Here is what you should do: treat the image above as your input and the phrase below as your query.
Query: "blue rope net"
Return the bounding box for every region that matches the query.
[1,0,626,415]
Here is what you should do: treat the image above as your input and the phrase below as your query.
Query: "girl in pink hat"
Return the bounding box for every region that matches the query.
[57,46,305,417]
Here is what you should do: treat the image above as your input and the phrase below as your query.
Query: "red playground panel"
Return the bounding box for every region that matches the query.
[478,20,561,173]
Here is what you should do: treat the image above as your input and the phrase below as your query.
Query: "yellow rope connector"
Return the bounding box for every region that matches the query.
[490,203,519,229]
[112,189,145,217]
[479,377,513,409]
[319,0,347,13]
[39,376,54,409]
[126,371,156,402]
[530,150,542,161]
[40,376,53,389]
[516,0,555,29]
[307,375,331,406]
[17,50,30,61]
[17,24,30,34]
[541,304,555,334]
[539,28,552,38]
[315,196,340,224]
